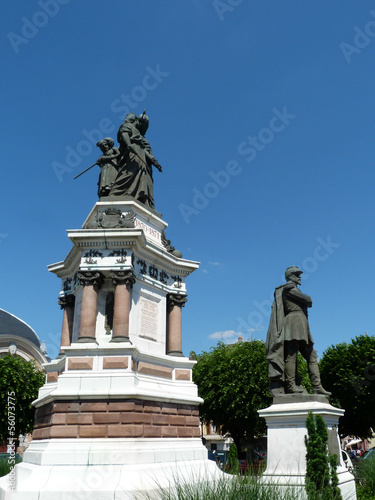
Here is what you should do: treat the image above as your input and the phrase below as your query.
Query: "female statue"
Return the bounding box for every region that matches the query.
[108,112,162,209]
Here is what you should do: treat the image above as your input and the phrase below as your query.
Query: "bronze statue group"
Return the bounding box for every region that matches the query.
[94,111,162,209]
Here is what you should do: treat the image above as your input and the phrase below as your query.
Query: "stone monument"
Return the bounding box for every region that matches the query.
[0,113,222,499]
[259,267,356,499]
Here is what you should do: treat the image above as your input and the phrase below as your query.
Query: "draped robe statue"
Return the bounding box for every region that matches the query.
[106,112,162,210]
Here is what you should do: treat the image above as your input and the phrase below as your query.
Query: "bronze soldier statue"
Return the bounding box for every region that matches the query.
[266,266,331,397]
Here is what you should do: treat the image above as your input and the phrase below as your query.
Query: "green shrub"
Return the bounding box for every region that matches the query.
[227,443,240,474]
[355,455,375,500]
[304,412,342,500]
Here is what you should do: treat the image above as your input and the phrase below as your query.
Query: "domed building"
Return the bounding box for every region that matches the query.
[0,308,50,369]
[0,308,50,453]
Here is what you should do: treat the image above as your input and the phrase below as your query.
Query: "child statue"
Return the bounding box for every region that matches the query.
[96,137,120,197]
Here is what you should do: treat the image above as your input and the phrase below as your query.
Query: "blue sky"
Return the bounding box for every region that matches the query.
[1,1,375,360]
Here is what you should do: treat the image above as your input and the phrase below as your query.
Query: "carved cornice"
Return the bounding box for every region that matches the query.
[135,247,192,277]
[58,294,76,310]
[167,293,188,308]
[77,271,104,287]
[110,270,136,287]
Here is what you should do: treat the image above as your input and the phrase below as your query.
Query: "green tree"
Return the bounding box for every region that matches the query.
[319,334,375,439]
[192,340,272,451]
[305,412,341,500]
[0,355,45,442]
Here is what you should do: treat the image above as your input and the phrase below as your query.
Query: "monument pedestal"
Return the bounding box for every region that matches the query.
[258,396,356,500]
[1,439,221,499]
[0,200,224,499]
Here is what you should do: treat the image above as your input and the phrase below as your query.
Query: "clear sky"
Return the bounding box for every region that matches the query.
[1,1,375,360]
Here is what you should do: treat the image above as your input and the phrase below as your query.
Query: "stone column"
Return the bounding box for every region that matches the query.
[166,294,188,356]
[58,294,75,353]
[110,270,136,342]
[77,271,104,343]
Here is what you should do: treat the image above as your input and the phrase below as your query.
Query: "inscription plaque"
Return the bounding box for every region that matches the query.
[134,219,161,244]
[139,296,158,341]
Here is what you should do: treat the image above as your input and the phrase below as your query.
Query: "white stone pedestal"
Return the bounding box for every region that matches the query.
[258,397,356,500]
[0,438,223,500]
[0,343,225,499]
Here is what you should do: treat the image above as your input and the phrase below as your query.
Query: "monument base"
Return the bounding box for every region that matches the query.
[0,438,224,499]
[0,344,224,499]
[258,398,356,500]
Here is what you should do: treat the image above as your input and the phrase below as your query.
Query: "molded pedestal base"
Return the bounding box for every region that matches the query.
[258,399,356,500]
[0,438,224,499]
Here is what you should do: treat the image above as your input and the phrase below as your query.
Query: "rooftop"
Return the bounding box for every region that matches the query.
[0,308,44,350]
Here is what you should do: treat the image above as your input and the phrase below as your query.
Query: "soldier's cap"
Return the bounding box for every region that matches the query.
[285,266,303,280]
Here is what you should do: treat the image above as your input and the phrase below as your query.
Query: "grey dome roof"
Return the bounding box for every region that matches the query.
[0,308,43,349]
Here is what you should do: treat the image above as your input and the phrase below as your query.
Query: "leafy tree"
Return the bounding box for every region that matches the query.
[319,334,375,439]
[305,412,341,500]
[0,355,45,443]
[192,340,272,451]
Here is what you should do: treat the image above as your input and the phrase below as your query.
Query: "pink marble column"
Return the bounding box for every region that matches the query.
[58,294,75,353]
[166,294,188,356]
[110,271,136,342]
[77,271,104,343]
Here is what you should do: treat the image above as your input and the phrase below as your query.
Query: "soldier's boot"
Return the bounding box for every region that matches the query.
[269,378,284,396]
[284,354,303,394]
[309,362,332,397]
